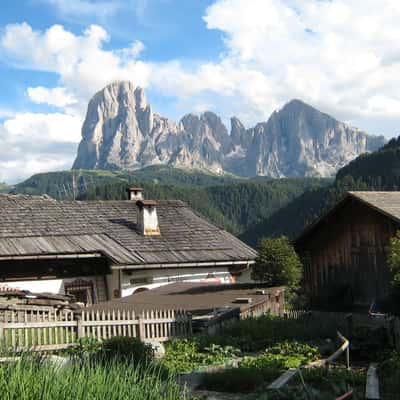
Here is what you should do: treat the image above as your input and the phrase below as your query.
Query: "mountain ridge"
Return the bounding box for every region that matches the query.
[73,81,386,178]
[240,135,400,245]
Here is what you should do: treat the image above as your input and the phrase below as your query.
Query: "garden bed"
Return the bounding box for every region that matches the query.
[197,341,321,393]
[161,314,338,375]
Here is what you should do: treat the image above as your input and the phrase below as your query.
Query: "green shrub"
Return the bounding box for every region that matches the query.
[98,337,154,365]
[65,337,102,362]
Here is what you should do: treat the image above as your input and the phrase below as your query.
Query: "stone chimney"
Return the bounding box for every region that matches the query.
[126,187,144,201]
[136,200,160,236]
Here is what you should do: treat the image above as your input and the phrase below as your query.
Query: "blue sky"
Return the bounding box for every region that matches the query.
[0,0,222,118]
[0,0,400,183]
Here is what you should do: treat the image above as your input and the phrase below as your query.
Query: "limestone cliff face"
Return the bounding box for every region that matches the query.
[73,81,177,170]
[73,82,386,177]
[73,82,230,173]
[244,99,384,177]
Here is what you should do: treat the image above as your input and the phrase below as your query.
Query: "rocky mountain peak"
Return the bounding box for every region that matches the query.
[282,98,311,110]
[134,86,147,110]
[73,81,386,177]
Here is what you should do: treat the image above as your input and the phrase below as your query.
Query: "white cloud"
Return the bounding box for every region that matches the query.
[3,112,82,143]
[27,86,77,107]
[38,0,122,19]
[0,113,81,183]
[0,108,15,119]
[1,23,152,103]
[117,40,145,60]
[3,2,400,126]
[202,0,400,125]
[2,1,400,181]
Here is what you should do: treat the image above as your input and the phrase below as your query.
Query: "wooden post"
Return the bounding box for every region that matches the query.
[138,312,145,340]
[0,321,4,348]
[76,315,84,340]
[188,313,193,336]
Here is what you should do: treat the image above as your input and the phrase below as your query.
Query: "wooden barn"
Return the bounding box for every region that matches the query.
[294,191,400,307]
[0,189,257,305]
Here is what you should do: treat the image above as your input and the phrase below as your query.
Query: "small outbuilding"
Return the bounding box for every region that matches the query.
[294,191,400,307]
[87,282,286,333]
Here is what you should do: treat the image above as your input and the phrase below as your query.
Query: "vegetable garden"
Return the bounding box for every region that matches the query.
[0,313,397,399]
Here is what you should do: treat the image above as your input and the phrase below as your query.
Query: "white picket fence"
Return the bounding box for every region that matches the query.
[0,308,192,351]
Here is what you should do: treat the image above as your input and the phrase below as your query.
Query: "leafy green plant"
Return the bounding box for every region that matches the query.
[161,338,228,373]
[203,343,241,358]
[97,336,154,365]
[199,341,320,393]
[65,337,101,362]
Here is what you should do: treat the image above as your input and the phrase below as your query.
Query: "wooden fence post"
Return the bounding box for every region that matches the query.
[76,314,84,339]
[138,312,145,340]
[0,321,4,347]
[188,313,193,336]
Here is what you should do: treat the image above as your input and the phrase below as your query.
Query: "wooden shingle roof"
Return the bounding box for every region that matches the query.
[0,194,257,267]
[348,191,400,223]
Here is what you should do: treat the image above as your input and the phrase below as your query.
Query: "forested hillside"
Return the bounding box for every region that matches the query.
[12,166,239,200]
[11,165,328,238]
[0,183,10,193]
[241,138,399,246]
[79,177,327,236]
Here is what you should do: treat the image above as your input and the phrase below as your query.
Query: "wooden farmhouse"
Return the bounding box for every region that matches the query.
[294,191,400,307]
[0,188,257,305]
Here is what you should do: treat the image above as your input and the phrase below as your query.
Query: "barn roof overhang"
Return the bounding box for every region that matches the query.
[293,191,400,249]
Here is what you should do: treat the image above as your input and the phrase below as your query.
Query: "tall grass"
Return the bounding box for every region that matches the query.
[0,356,183,400]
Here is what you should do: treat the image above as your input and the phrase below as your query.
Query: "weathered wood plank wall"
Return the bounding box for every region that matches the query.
[298,200,396,305]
